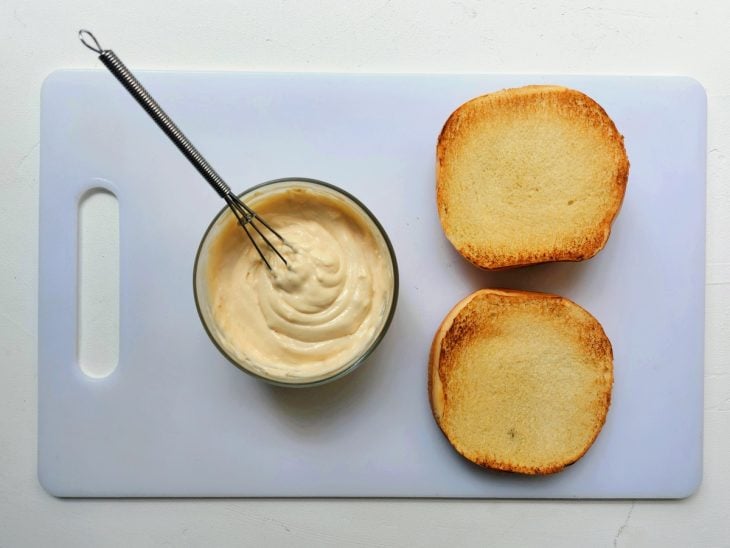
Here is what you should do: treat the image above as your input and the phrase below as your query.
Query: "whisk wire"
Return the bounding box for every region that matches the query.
[225,194,288,268]
[233,197,286,243]
[242,223,271,270]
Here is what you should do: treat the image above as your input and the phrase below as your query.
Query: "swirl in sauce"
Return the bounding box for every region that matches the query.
[205,183,394,383]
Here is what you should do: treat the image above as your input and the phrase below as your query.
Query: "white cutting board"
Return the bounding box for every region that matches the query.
[39,71,705,498]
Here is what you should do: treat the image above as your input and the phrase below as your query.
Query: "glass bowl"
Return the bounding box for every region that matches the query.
[193,177,399,387]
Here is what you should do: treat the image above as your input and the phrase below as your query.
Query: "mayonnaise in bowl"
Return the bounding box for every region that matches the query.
[194,178,398,386]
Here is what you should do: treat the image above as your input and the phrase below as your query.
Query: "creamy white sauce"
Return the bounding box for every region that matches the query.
[205,183,394,383]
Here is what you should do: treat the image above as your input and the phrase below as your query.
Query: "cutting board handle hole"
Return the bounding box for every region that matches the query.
[78,188,119,379]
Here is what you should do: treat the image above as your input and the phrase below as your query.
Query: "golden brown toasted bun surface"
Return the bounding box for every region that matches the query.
[436,85,629,270]
[429,289,613,475]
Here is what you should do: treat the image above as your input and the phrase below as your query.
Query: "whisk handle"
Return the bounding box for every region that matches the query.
[79,30,233,200]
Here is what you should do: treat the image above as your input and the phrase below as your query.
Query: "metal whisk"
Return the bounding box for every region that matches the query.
[78,30,287,270]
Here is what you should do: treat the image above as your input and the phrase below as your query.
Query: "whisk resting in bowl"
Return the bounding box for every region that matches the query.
[79,29,287,269]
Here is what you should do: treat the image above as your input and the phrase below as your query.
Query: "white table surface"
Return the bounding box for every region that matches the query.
[1,0,729,545]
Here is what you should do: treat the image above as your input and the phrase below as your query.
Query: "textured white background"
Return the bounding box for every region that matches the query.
[1,0,729,546]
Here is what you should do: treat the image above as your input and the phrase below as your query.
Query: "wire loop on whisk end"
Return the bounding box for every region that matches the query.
[79,30,104,54]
